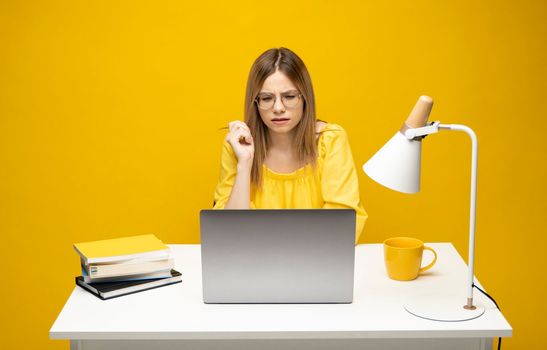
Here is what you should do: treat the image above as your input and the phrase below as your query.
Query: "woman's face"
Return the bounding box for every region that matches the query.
[257,70,304,135]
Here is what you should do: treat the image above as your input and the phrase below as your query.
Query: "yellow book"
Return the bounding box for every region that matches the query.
[74,234,170,264]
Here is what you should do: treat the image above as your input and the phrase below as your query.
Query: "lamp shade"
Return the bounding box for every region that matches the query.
[363,132,422,194]
[363,95,434,194]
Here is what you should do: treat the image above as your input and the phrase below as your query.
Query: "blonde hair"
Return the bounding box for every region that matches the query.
[244,47,318,187]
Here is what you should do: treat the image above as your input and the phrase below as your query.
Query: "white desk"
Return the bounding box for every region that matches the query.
[50,243,511,350]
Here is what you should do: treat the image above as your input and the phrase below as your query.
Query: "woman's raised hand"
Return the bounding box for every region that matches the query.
[226,121,255,166]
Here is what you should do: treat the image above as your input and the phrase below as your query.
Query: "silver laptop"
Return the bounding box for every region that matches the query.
[200,209,356,304]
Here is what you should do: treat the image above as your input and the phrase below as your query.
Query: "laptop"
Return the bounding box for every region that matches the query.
[200,209,356,303]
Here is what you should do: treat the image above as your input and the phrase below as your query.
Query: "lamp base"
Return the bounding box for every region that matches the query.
[404,295,485,322]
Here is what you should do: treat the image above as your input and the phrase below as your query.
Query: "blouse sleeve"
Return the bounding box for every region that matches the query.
[212,140,256,209]
[319,126,368,243]
[212,140,237,209]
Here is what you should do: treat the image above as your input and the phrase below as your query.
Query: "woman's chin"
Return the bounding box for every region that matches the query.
[270,127,294,135]
[267,123,297,134]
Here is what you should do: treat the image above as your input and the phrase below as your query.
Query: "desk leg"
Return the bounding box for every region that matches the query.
[481,338,494,349]
[69,340,82,350]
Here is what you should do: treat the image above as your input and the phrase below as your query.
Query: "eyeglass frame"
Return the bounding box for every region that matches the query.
[254,90,304,110]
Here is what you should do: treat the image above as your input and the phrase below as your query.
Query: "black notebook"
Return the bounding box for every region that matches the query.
[76,269,182,300]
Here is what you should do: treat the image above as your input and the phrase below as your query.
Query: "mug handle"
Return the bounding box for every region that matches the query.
[419,246,438,273]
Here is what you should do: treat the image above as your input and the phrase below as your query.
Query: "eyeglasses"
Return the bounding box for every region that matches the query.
[254,90,303,110]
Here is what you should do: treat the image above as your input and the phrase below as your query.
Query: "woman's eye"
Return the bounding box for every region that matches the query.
[261,97,273,102]
[284,95,296,100]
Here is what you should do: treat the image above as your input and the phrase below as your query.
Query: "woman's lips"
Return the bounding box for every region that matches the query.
[272,118,290,125]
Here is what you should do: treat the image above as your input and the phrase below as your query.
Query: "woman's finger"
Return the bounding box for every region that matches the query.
[232,124,250,137]
[232,121,249,132]
[234,130,252,145]
[226,121,252,146]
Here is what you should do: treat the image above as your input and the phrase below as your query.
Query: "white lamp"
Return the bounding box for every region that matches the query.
[363,95,485,322]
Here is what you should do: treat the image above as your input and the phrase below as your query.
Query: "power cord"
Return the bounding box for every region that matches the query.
[473,283,502,350]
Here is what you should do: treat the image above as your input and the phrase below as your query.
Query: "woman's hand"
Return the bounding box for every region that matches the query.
[226,121,254,166]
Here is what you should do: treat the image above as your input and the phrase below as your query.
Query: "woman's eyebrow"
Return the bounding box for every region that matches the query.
[258,89,298,94]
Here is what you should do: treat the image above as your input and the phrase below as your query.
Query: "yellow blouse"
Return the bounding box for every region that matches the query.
[213,123,367,243]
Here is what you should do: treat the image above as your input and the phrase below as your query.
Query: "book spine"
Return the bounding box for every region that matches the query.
[85,249,170,264]
[83,269,173,283]
[87,259,174,278]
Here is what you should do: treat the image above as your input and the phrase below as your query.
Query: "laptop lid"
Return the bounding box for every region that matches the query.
[200,209,355,303]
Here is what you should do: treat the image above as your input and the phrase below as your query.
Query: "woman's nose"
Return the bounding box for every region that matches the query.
[272,96,285,113]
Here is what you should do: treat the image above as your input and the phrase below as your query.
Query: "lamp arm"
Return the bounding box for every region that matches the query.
[439,123,478,310]
[402,121,479,309]
[404,121,441,139]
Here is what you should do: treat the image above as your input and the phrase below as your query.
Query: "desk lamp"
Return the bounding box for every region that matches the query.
[363,96,485,321]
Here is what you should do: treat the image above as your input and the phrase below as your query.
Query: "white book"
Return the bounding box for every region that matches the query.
[84,258,175,278]
[81,268,173,284]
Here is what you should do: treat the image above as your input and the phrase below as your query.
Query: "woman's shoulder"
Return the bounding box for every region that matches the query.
[317,121,350,158]
[316,121,348,140]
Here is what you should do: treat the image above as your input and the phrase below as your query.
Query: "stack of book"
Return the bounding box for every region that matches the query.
[73,234,182,300]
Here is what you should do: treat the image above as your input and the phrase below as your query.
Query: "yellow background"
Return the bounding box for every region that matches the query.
[1,1,545,348]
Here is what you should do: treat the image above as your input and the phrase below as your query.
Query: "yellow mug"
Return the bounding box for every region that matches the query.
[383,237,437,281]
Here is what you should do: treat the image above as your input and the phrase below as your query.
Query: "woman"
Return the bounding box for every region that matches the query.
[213,47,367,243]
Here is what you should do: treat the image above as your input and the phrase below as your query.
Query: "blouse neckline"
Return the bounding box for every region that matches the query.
[260,122,338,180]
[262,163,311,180]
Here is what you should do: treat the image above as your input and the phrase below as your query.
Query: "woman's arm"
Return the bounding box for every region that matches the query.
[224,161,252,209]
[214,121,254,209]
[320,126,368,243]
